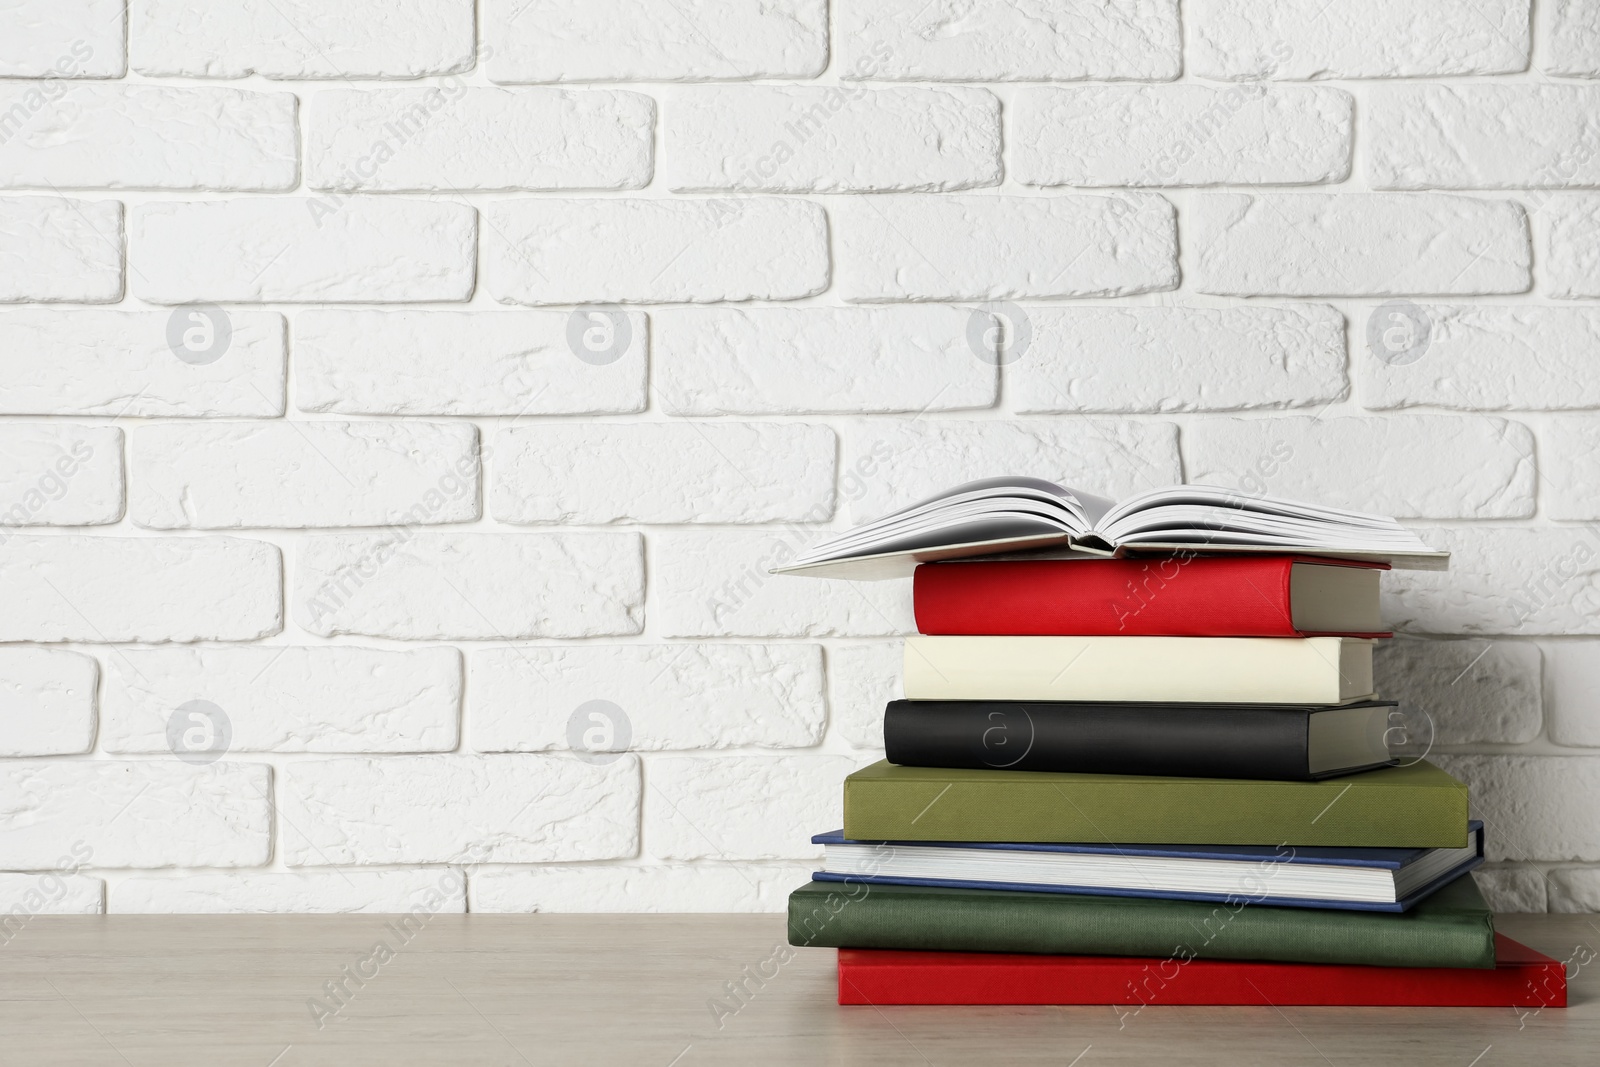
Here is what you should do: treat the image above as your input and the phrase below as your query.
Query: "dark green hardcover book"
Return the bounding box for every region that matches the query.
[844,759,1468,848]
[788,874,1496,969]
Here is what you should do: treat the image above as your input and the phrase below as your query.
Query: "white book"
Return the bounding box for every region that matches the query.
[775,477,1448,580]
[904,635,1376,705]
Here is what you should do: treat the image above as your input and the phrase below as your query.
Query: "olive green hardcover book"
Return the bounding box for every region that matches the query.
[843,760,1468,848]
[788,874,1496,969]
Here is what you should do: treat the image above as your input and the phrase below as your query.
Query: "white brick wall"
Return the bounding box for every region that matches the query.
[1543,197,1600,299]
[1187,1,1530,80]
[0,84,297,190]
[0,1,125,79]
[306,88,655,192]
[1011,86,1352,187]
[1191,194,1530,296]
[470,644,825,752]
[664,85,1000,193]
[0,198,123,303]
[131,199,477,303]
[835,194,1178,300]
[484,197,828,303]
[0,310,286,417]
[490,422,834,524]
[132,1,476,80]
[0,648,97,756]
[130,421,480,529]
[0,5,1594,913]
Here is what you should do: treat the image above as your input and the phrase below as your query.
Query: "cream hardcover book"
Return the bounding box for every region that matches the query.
[903,636,1375,705]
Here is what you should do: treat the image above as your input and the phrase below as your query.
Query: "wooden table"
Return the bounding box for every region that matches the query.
[1,913,1594,1065]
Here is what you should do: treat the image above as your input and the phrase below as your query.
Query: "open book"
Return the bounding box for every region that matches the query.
[774,478,1449,580]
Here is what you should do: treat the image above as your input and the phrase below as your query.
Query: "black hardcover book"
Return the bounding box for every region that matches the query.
[883,699,1398,781]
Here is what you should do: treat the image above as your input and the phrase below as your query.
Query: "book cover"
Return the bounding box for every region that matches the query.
[810,823,1485,912]
[789,874,1497,970]
[903,635,1375,704]
[843,759,1470,848]
[836,934,1564,1006]
[882,699,1396,781]
[912,556,1391,637]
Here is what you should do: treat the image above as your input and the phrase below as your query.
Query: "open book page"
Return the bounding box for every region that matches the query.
[774,478,1448,579]
[784,478,1107,570]
[1097,487,1431,551]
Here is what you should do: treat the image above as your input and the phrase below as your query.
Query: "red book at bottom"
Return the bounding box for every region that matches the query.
[838,935,1566,1007]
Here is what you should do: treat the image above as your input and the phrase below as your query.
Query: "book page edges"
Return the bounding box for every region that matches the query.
[773,537,1450,580]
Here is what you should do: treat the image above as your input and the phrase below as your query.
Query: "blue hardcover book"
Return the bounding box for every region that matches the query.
[810,823,1484,913]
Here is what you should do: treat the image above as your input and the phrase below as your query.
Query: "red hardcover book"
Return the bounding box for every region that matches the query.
[912,556,1392,638]
[837,936,1566,1007]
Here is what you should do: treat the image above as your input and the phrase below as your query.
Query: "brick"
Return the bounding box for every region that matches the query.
[652,307,995,415]
[471,865,813,913]
[1549,869,1600,913]
[1542,421,1600,521]
[0,536,281,642]
[1382,528,1600,636]
[1187,0,1529,79]
[1360,306,1600,410]
[0,197,121,303]
[828,643,902,749]
[0,648,97,757]
[1547,0,1600,75]
[295,533,642,640]
[113,870,467,914]
[0,424,123,526]
[1371,638,1540,745]
[470,644,824,751]
[0,1,124,77]
[0,310,283,418]
[841,419,1182,522]
[837,0,1180,81]
[665,85,999,193]
[132,0,474,79]
[485,0,826,83]
[295,310,645,417]
[1370,86,1600,190]
[1432,755,1600,862]
[1013,86,1351,187]
[307,88,653,192]
[130,421,479,529]
[1542,641,1600,747]
[653,531,915,638]
[0,873,102,917]
[836,194,1176,301]
[0,761,270,868]
[0,84,295,190]
[280,755,639,865]
[131,198,476,303]
[646,755,859,860]
[1192,194,1530,296]
[1544,196,1600,299]
[1181,415,1534,519]
[101,646,460,754]
[485,197,826,304]
[490,422,834,524]
[1012,304,1346,413]
[1473,868,1547,913]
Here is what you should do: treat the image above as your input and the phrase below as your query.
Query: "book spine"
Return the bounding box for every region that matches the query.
[788,883,1496,970]
[901,636,1368,705]
[836,944,1566,1007]
[882,699,1313,780]
[842,767,1469,847]
[913,557,1305,637]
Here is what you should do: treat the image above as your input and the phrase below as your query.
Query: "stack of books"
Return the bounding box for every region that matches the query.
[779,480,1567,1008]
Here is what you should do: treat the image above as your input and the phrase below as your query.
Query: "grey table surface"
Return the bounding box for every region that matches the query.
[0,912,1594,1065]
